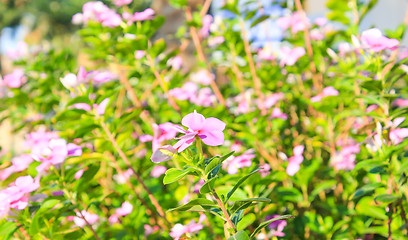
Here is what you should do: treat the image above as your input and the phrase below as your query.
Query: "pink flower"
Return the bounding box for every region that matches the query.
[152,122,178,151]
[331,144,360,171]
[360,28,399,52]
[310,29,324,40]
[151,145,177,163]
[91,71,117,84]
[311,86,339,102]
[224,150,256,174]
[72,13,83,24]
[170,215,206,240]
[151,165,167,178]
[390,128,408,145]
[139,134,154,143]
[283,145,304,176]
[194,88,216,107]
[71,210,99,228]
[144,225,160,237]
[279,46,306,67]
[266,215,287,237]
[258,46,275,61]
[263,93,284,109]
[169,82,198,101]
[79,1,122,28]
[73,103,92,112]
[190,69,213,86]
[200,15,213,38]
[208,36,225,47]
[393,98,408,107]
[338,42,353,56]
[167,56,183,70]
[270,108,287,120]
[116,201,133,216]
[94,98,110,115]
[277,12,309,34]
[3,69,26,88]
[314,17,327,26]
[0,154,33,180]
[113,169,133,184]
[132,8,155,21]
[173,111,226,152]
[114,0,132,7]
[259,163,271,177]
[6,42,28,61]
[74,168,86,180]
[135,50,145,59]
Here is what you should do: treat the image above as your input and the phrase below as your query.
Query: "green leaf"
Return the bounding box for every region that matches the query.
[204,151,234,178]
[149,38,166,58]
[352,183,385,200]
[30,199,60,235]
[309,180,337,200]
[200,177,217,194]
[0,221,19,240]
[374,194,399,204]
[227,230,250,240]
[237,213,256,231]
[251,15,269,28]
[226,168,260,203]
[167,198,217,212]
[163,167,198,184]
[354,159,387,171]
[231,210,244,227]
[250,215,293,239]
[230,197,271,214]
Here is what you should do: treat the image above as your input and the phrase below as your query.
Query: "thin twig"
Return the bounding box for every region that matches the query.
[100,121,170,226]
[212,189,236,234]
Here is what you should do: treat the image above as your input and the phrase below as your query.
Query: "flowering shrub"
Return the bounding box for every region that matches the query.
[1,0,408,239]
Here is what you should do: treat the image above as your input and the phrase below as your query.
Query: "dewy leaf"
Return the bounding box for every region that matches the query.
[167,198,217,212]
[249,215,294,239]
[227,230,250,240]
[204,151,234,176]
[226,168,260,203]
[163,167,197,184]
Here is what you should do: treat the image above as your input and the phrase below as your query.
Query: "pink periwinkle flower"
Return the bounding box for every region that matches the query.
[139,134,154,143]
[0,154,33,181]
[200,15,213,38]
[266,215,287,237]
[230,141,243,152]
[310,86,339,103]
[263,93,284,109]
[393,98,408,107]
[279,46,306,67]
[338,42,354,56]
[169,82,198,101]
[259,163,271,177]
[314,17,327,26]
[331,144,360,171]
[78,1,122,28]
[270,108,288,120]
[3,69,26,88]
[190,69,213,86]
[224,150,256,174]
[170,215,206,240]
[194,88,217,107]
[152,122,178,151]
[310,29,324,40]
[114,0,132,7]
[151,165,167,178]
[74,168,86,180]
[132,8,155,21]
[70,210,99,228]
[282,145,304,176]
[144,224,160,237]
[208,36,225,47]
[116,201,133,216]
[258,46,276,61]
[167,56,183,70]
[90,71,117,84]
[135,50,146,59]
[173,111,226,152]
[113,169,133,184]
[360,28,399,53]
[277,12,310,34]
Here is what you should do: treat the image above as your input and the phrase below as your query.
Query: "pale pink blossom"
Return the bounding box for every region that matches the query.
[74,168,86,180]
[79,1,122,28]
[132,8,155,21]
[393,98,408,107]
[311,86,339,103]
[310,29,324,40]
[266,215,287,237]
[170,215,206,240]
[259,163,271,177]
[173,111,226,152]
[71,210,99,228]
[270,108,287,120]
[114,0,132,7]
[169,82,198,101]
[167,56,183,70]
[224,150,256,174]
[277,12,310,34]
[0,154,33,180]
[200,15,213,38]
[190,69,213,85]
[360,28,399,52]
[3,69,26,88]
[6,42,28,61]
[194,88,216,107]
[152,123,178,151]
[115,201,133,216]
[282,145,304,176]
[331,144,360,171]
[314,17,327,26]
[144,225,160,237]
[151,165,167,178]
[113,169,133,184]
[279,46,306,67]
[135,50,145,59]
[263,93,284,109]
[208,36,225,47]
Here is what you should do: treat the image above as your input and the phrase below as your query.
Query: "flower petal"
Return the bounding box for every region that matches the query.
[181,111,205,131]
[200,131,224,146]
[201,117,226,132]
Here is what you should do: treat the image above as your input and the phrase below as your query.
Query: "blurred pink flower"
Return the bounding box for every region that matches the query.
[152,122,178,151]
[173,111,226,152]
[280,46,305,67]
[361,28,399,52]
[151,165,167,177]
[0,154,33,181]
[74,168,86,180]
[114,0,132,7]
[266,215,287,237]
[393,98,408,107]
[259,163,271,177]
[144,224,160,237]
[6,42,28,61]
[263,93,284,109]
[167,56,183,70]
[113,169,133,184]
[225,150,256,174]
[270,108,287,120]
[314,17,327,26]
[311,86,339,102]
[277,12,309,34]
[194,88,217,107]
[190,69,213,86]
[71,210,99,228]
[3,69,26,88]
[310,29,324,40]
[79,1,122,28]
[170,215,206,240]
[200,15,213,38]
[331,144,360,171]
[284,145,304,176]
[208,36,225,47]
[135,50,145,59]
[115,201,133,216]
[169,82,198,101]
[132,8,155,21]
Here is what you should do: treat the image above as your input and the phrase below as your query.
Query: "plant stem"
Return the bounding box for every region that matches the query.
[99,120,170,226]
[212,189,236,235]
